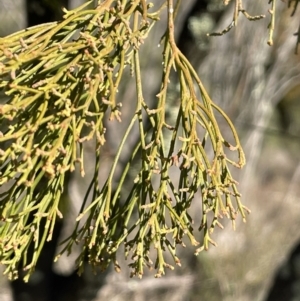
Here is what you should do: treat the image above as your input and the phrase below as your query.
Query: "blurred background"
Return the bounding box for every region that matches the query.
[0,0,300,300]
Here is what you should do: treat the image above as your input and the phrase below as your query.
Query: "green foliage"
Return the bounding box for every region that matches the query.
[1,0,296,282]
